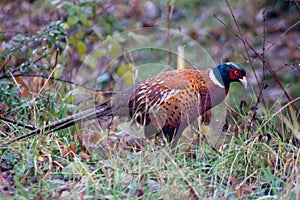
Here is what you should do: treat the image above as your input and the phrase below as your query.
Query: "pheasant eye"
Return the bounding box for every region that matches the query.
[229,69,241,79]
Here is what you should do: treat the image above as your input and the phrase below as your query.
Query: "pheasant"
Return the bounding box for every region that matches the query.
[3,62,247,146]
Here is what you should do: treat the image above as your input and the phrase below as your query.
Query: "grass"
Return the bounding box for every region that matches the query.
[1,94,299,199]
[1,1,299,199]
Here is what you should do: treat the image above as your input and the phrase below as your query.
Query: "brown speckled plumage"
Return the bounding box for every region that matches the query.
[3,63,247,147]
[112,69,226,141]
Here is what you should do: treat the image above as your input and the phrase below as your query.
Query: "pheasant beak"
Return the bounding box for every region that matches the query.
[239,76,247,89]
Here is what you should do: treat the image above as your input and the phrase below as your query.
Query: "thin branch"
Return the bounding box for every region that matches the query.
[225,0,266,106]
[9,71,32,118]
[4,50,55,77]
[37,51,59,96]
[0,116,35,130]
[293,0,300,13]
[0,74,115,93]
[265,20,300,53]
[1,55,12,74]
[214,12,297,113]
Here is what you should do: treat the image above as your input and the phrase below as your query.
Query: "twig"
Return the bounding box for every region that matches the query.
[214,12,297,112]
[295,1,300,11]
[214,15,262,97]
[0,73,114,93]
[0,116,35,130]
[5,50,55,77]
[265,20,300,53]
[9,71,32,118]
[37,51,59,96]
[0,55,12,74]
[225,0,266,106]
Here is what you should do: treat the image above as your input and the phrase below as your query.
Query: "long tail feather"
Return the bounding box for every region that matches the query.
[1,100,112,146]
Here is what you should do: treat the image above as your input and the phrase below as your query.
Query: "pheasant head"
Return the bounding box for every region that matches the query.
[209,62,247,92]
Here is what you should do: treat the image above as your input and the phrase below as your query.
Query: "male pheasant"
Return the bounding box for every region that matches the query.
[3,62,247,146]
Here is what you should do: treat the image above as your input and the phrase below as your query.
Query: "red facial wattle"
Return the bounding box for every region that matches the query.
[229,68,242,80]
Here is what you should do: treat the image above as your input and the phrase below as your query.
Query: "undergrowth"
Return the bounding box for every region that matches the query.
[1,0,300,199]
[1,96,299,199]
